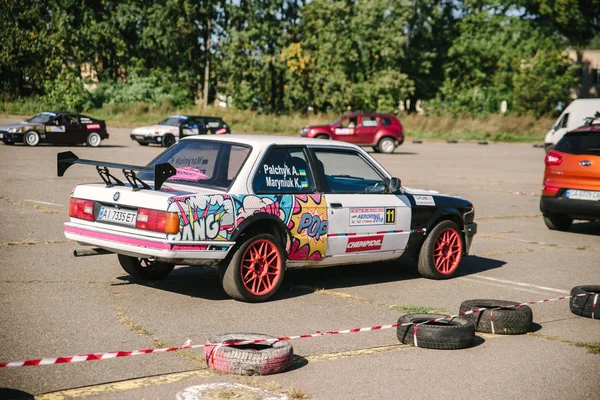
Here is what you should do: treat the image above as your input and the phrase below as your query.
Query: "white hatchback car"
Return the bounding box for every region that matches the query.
[58,135,477,302]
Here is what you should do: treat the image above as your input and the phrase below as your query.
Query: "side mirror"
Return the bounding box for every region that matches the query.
[388,177,402,193]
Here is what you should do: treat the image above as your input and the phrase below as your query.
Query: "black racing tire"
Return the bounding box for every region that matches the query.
[396,313,475,350]
[24,130,40,146]
[543,212,573,231]
[162,134,175,147]
[459,299,533,334]
[220,233,285,303]
[117,254,175,280]
[86,132,102,147]
[372,146,381,153]
[570,285,600,319]
[138,142,149,146]
[204,333,293,375]
[315,134,330,140]
[377,137,396,154]
[418,220,464,279]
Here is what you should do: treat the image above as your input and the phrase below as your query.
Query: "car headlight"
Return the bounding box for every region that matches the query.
[301,128,308,136]
[7,127,18,133]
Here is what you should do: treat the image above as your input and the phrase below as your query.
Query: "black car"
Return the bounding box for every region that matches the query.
[0,112,109,147]
[130,115,231,147]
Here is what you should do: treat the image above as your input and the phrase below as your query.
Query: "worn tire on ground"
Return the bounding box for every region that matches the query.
[117,254,175,280]
[204,333,293,375]
[396,313,475,350]
[459,299,533,334]
[570,285,600,319]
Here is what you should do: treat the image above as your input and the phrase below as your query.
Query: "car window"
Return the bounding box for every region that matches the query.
[139,140,251,189]
[60,114,79,125]
[339,117,358,128]
[159,117,185,126]
[558,113,569,129]
[555,132,600,155]
[362,116,378,127]
[381,117,392,126]
[206,118,222,129]
[313,149,387,194]
[253,146,314,194]
[27,112,56,124]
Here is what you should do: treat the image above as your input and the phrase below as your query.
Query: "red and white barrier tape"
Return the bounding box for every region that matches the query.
[1,292,596,368]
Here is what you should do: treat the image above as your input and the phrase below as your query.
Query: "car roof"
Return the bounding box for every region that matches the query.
[168,115,224,119]
[181,134,363,149]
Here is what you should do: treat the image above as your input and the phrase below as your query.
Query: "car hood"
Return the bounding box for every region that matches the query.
[305,124,332,130]
[0,122,34,131]
[132,125,179,135]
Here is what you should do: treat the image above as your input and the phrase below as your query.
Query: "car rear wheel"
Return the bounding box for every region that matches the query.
[24,130,40,146]
[377,137,396,154]
[418,220,464,279]
[220,233,285,302]
[543,212,573,231]
[86,132,102,147]
[162,134,175,147]
[117,254,175,280]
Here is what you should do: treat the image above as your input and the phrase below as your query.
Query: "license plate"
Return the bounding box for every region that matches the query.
[566,189,600,201]
[136,135,144,139]
[98,206,137,226]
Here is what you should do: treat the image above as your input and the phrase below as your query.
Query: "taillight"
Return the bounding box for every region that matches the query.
[545,150,563,166]
[542,185,560,196]
[69,198,94,221]
[136,208,179,234]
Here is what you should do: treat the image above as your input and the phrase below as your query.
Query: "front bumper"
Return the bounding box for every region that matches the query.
[540,195,600,220]
[0,131,23,143]
[65,223,234,265]
[464,222,477,254]
[130,134,163,145]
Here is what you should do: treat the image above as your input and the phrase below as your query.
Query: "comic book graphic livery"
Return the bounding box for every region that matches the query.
[59,135,477,302]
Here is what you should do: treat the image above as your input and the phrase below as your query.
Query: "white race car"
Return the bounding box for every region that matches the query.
[58,135,477,302]
[130,115,230,147]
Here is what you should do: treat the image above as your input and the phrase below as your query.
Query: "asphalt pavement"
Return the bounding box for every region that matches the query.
[0,118,598,400]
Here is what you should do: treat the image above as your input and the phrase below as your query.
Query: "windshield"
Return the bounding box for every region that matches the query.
[556,132,600,155]
[159,116,186,126]
[27,112,56,124]
[139,140,251,190]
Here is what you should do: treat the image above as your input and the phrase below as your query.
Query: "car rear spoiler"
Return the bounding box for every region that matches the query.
[57,151,176,191]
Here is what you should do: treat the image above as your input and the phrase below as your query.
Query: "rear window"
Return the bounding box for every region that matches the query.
[140,140,251,189]
[555,132,600,155]
[381,117,392,126]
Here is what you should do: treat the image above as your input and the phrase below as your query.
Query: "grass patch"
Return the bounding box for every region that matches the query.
[389,305,447,314]
[573,342,600,355]
[0,100,554,142]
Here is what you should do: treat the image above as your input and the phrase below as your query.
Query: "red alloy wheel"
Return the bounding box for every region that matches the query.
[433,228,463,275]
[240,239,282,296]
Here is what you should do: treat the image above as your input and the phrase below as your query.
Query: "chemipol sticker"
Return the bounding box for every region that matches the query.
[349,207,385,226]
[414,195,435,206]
[346,235,384,252]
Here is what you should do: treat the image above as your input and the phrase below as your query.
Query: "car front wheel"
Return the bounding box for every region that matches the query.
[162,134,175,147]
[220,233,285,302]
[24,130,40,146]
[418,220,464,279]
[543,212,573,231]
[315,134,329,140]
[377,137,396,154]
[117,254,175,280]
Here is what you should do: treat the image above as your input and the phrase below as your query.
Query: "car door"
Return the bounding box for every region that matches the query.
[310,147,411,262]
[44,115,71,143]
[333,116,360,143]
[354,115,379,144]
[62,114,84,143]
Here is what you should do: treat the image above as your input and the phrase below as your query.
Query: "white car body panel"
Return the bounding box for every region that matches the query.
[544,99,600,147]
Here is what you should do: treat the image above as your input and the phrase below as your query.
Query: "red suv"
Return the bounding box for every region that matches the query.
[300,113,404,153]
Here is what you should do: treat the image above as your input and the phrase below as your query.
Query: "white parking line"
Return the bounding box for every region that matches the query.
[466,275,569,294]
[25,200,64,207]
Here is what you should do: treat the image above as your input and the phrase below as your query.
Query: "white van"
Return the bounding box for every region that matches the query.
[544,98,600,152]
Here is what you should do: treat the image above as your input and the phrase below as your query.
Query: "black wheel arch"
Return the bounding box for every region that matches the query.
[230,213,292,258]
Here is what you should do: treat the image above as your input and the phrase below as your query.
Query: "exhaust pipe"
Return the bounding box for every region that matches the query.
[73,248,113,257]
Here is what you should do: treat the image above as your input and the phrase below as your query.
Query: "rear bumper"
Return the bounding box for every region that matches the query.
[64,223,233,264]
[540,196,600,220]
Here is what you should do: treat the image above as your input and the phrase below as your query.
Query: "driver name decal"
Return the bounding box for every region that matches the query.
[346,235,384,252]
[349,207,385,226]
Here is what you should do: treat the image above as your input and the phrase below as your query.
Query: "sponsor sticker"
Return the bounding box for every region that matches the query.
[385,208,395,223]
[345,235,384,253]
[86,123,101,130]
[207,121,220,128]
[46,126,65,132]
[414,195,435,206]
[349,207,385,226]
